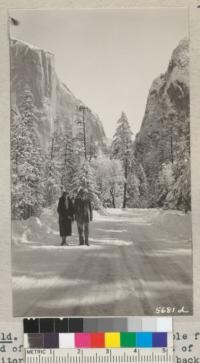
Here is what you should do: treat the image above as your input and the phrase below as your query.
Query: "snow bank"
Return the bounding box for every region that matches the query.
[153,210,192,240]
[12,206,59,245]
[12,206,192,246]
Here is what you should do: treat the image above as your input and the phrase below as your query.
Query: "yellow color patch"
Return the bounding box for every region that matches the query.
[105,332,120,348]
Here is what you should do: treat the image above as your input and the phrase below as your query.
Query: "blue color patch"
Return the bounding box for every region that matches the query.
[152,333,167,347]
[136,333,152,347]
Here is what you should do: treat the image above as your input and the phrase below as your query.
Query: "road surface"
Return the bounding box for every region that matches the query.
[12,208,192,316]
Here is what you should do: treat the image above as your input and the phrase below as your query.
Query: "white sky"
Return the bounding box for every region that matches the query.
[10,8,188,138]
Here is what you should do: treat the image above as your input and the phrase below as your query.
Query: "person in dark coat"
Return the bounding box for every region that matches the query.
[74,188,93,246]
[57,191,74,246]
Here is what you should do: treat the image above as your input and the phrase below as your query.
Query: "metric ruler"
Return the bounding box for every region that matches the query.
[25,348,173,363]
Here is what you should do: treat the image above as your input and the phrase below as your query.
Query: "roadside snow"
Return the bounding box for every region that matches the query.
[12,206,191,247]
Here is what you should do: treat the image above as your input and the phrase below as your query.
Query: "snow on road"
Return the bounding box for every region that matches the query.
[12,207,192,316]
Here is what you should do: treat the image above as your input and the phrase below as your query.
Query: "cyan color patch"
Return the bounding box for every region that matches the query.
[136,333,152,347]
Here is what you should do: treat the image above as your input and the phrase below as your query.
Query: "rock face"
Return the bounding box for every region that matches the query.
[10,38,106,151]
[134,39,190,207]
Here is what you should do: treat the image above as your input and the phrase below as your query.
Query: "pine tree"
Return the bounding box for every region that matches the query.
[112,112,133,208]
[59,124,76,193]
[71,160,100,208]
[127,155,149,208]
[11,109,24,219]
[73,105,89,162]
[155,162,174,207]
[14,85,45,219]
[155,111,191,212]
[166,118,191,212]
[44,133,61,206]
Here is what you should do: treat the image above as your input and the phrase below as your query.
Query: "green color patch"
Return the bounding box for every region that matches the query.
[120,332,136,347]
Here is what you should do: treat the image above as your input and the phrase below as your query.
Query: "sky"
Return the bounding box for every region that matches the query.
[10,8,188,138]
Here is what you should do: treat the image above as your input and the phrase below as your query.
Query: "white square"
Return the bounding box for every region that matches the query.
[142,317,157,332]
[156,318,172,332]
[59,333,75,348]
[24,334,29,348]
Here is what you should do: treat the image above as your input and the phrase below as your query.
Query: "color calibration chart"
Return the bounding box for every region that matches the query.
[24,317,173,363]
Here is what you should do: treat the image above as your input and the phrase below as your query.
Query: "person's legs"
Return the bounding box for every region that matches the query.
[84,222,89,246]
[77,221,84,245]
[61,236,66,245]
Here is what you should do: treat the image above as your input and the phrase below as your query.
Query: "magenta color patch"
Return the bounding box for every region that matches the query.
[75,333,91,348]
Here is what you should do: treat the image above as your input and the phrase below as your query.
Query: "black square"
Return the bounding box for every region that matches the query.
[69,318,83,332]
[24,319,39,333]
[39,319,54,333]
[55,318,69,332]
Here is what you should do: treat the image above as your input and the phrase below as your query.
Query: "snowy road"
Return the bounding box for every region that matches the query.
[12,208,192,316]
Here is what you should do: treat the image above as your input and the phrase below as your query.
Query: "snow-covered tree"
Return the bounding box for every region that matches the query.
[166,119,191,212]
[44,133,62,206]
[58,124,76,193]
[155,162,175,207]
[71,160,100,208]
[11,109,24,219]
[112,112,133,208]
[12,85,45,219]
[127,157,149,208]
[92,153,124,208]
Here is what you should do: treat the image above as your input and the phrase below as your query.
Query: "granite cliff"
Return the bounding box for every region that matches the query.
[134,39,190,208]
[10,38,106,151]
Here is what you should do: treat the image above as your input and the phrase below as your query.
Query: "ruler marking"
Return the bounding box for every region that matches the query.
[24,348,173,363]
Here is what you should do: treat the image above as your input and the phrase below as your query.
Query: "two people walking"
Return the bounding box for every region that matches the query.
[57,188,93,246]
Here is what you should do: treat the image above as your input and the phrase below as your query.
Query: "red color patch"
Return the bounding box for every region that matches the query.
[91,333,105,348]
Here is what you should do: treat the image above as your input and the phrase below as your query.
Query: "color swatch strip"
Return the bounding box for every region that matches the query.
[24,332,170,349]
[23,317,172,333]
